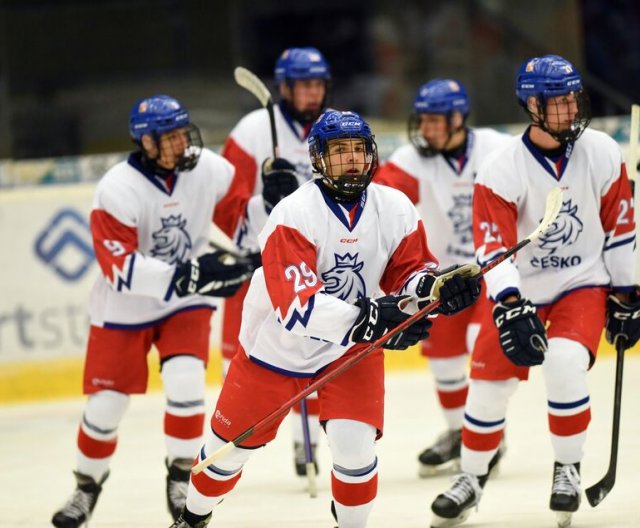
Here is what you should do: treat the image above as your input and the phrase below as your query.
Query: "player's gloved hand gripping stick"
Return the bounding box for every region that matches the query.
[191,188,564,475]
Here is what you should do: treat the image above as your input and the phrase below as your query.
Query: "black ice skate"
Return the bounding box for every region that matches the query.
[294,441,318,477]
[169,511,211,528]
[430,472,486,528]
[166,458,193,521]
[51,470,109,528]
[418,429,462,477]
[549,462,581,528]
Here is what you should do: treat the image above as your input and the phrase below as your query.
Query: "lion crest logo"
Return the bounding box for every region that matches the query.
[447,194,473,245]
[150,214,192,264]
[538,199,583,255]
[321,253,366,300]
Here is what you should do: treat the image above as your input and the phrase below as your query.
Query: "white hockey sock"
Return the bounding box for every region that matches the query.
[461,378,517,476]
[429,355,469,430]
[327,419,377,528]
[76,390,130,482]
[162,355,206,462]
[543,338,591,464]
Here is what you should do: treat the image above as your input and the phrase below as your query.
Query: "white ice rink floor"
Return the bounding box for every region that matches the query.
[2,356,639,528]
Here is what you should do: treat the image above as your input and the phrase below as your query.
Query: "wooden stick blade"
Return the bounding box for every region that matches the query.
[525,187,563,243]
[234,66,272,107]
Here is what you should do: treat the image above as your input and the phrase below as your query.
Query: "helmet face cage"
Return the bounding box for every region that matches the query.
[528,89,591,144]
[172,123,204,172]
[309,111,378,201]
[408,79,469,157]
[516,55,592,143]
[129,95,203,171]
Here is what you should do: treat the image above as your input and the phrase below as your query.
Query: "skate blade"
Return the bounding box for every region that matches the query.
[430,509,472,528]
[555,511,572,528]
[419,458,461,478]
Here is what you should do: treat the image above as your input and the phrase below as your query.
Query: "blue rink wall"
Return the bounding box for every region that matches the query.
[1,115,637,404]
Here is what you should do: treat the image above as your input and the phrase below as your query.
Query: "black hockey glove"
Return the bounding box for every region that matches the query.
[174,251,253,298]
[416,263,482,316]
[493,297,547,366]
[605,292,640,350]
[350,295,432,350]
[261,157,299,210]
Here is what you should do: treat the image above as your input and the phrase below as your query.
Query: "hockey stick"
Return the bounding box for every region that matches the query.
[234,66,279,158]
[585,103,640,507]
[585,336,627,507]
[192,187,563,474]
[208,222,247,259]
[299,397,318,498]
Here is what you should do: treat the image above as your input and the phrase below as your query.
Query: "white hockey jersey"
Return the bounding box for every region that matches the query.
[376,128,511,267]
[88,149,238,328]
[222,103,315,200]
[474,128,636,304]
[238,180,439,376]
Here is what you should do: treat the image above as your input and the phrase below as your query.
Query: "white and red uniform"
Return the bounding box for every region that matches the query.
[461,127,635,476]
[376,128,511,429]
[221,103,315,360]
[89,150,238,332]
[190,180,438,519]
[376,128,510,358]
[220,103,322,444]
[76,148,245,484]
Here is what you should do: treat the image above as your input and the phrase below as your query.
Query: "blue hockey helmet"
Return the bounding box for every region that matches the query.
[129,95,202,171]
[129,95,193,142]
[409,79,469,157]
[274,47,331,84]
[412,79,470,117]
[516,55,583,105]
[308,110,378,201]
[515,55,591,142]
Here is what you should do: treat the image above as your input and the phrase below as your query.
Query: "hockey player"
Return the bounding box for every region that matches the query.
[430,55,639,528]
[375,79,511,477]
[221,46,331,476]
[51,95,254,527]
[169,110,482,528]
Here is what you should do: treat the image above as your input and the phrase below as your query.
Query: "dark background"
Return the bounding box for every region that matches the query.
[0,0,638,159]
